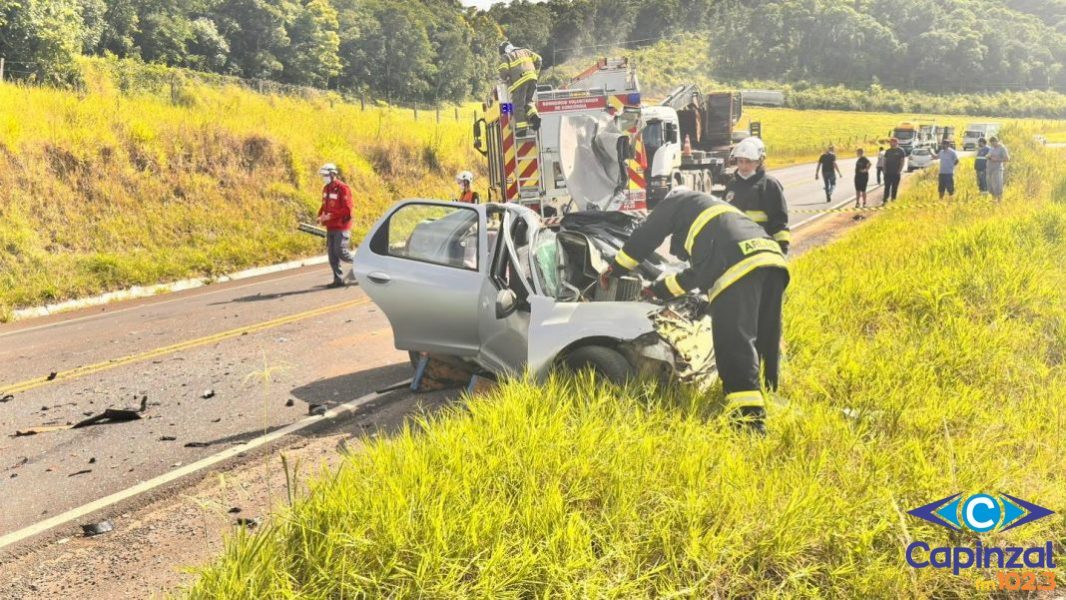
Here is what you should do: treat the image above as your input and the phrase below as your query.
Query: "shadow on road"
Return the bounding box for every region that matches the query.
[208,285,337,305]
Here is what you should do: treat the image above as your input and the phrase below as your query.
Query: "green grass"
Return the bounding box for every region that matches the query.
[182,131,1066,597]
[0,65,481,320]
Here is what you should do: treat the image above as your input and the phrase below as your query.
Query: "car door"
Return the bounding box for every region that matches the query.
[476,209,532,374]
[354,200,487,356]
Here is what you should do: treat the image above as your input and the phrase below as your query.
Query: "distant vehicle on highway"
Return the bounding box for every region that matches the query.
[907,147,935,172]
[962,123,1001,150]
[741,89,785,107]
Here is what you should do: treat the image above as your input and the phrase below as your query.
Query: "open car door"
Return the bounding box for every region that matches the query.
[354,201,487,356]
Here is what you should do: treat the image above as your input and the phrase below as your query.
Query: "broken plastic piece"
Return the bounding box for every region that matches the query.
[81,521,113,536]
[0,394,13,403]
[284,399,295,407]
[235,517,261,528]
[308,404,327,416]
[201,389,216,399]
[184,441,210,448]
[68,469,92,477]
[46,372,57,381]
[159,435,177,441]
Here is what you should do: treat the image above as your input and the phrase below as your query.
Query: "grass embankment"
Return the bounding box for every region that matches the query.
[184,131,1066,597]
[0,72,480,320]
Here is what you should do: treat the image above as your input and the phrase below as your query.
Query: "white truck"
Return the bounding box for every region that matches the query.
[962,123,1001,151]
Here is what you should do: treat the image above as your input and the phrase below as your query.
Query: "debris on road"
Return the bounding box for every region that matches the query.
[235,517,261,528]
[46,372,57,381]
[201,389,216,399]
[88,457,96,464]
[68,469,92,477]
[184,441,210,448]
[0,394,13,403]
[14,397,150,437]
[228,507,241,514]
[159,436,177,441]
[81,521,113,537]
[284,398,295,407]
[308,404,327,416]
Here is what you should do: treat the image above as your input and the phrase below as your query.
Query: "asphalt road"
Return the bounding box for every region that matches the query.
[0,157,910,550]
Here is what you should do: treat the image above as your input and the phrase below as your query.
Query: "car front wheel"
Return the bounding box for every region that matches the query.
[563,345,634,384]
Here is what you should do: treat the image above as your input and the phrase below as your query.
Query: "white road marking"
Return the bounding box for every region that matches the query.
[0,381,407,553]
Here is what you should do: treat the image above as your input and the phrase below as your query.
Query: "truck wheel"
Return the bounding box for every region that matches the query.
[563,345,634,384]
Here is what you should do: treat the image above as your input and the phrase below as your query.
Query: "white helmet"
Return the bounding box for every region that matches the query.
[318,163,339,176]
[456,171,474,184]
[731,137,765,161]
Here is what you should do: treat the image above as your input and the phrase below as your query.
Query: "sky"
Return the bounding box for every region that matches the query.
[461,0,509,10]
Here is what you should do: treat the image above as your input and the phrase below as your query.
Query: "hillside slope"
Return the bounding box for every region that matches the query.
[0,71,479,320]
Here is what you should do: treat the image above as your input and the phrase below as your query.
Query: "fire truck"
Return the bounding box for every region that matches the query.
[474,57,648,217]
[474,57,756,216]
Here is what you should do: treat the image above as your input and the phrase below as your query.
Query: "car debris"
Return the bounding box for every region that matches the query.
[235,517,261,528]
[0,394,13,403]
[184,441,210,448]
[13,396,150,437]
[308,404,327,416]
[159,435,177,441]
[81,520,114,537]
[46,372,57,381]
[284,398,295,407]
[68,469,92,477]
[228,507,242,514]
[201,389,216,399]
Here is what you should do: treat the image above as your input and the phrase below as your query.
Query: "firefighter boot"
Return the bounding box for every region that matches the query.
[731,406,767,436]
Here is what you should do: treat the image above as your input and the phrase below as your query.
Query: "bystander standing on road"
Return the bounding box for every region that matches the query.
[936,141,960,199]
[317,163,356,288]
[987,136,1010,200]
[974,138,990,194]
[854,148,871,208]
[876,146,885,185]
[815,145,843,202]
[882,138,906,203]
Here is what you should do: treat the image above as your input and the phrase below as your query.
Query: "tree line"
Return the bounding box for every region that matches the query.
[2,0,1066,104]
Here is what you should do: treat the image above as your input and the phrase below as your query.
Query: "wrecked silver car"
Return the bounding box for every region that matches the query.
[353,200,715,385]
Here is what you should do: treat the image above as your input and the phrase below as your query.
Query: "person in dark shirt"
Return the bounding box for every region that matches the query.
[815,145,843,203]
[974,138,990,194]
[881,138,907,203]
[854,148,872,208]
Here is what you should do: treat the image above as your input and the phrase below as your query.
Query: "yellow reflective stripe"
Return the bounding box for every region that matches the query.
[725,391,765,411]
[509,56,537,68]
[615,250,639,270]
[746,210,769,223]
[707,252,788,304]
[508,71,537,92]
[773,230,792,242]
[497,62,508,71]
[684,205,742,254]
[665,274,685,297]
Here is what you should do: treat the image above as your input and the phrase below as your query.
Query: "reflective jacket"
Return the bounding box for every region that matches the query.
[498,48,541,92]
[318,179,353,231]
[724,170,791,253]
[611,190,789,303]
[457,189,479,203]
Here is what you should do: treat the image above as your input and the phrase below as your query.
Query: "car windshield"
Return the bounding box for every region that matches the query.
[895,130,915,141]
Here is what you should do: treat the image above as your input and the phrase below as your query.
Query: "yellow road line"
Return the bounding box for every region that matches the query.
[1,298,371,397]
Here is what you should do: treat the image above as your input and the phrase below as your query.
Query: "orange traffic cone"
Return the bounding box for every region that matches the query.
[682,135,693,156]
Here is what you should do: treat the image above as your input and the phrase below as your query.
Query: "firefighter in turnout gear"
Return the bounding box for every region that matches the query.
[498,41,542,130]
[602,188,790,434]
[725,137,791,254]
[455,171,479,203]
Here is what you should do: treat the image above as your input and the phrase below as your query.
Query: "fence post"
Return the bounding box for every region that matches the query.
[414,107,418,120]
[0,58,5,82]
[360,95,365,111]
[455,107,459,121]
[436,107,440,123]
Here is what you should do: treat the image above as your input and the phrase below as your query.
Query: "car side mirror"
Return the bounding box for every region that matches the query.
[495,288,517,319]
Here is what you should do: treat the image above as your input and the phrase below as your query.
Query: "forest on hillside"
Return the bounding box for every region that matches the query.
[2,0,1065,103]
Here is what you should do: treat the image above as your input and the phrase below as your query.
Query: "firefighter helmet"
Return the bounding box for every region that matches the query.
[732,137,765,161]
[499,41,514,56]
[318,163,339,176]
[456,171,474,184]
